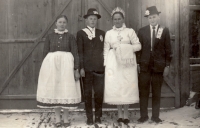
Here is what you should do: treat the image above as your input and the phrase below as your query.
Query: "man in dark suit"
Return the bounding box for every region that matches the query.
[136,6,172,123]
[76,8,105,125]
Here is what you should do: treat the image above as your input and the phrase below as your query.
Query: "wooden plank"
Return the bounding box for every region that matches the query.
[128,0,142,31]
[32,42,44,93]
[0,39,34,43]
[174,0,181,108]
[190,70,200,75]
[0,98,174,109]
[63,0,82,35]
[163,77,176,93]
[0,99,37,109]
[0,95,35,100]
[7,43,21,95]
[21,43,35,94]
[190,58,200,64]
[6,0,18,39]
[0,0,8,39]
[0,0,73,94]
[190,70,200,77]
[190,75,200,84]
[0,92,175,100]
[190,64,200,71]
[96,0,112,14]
[18,0,52,39]
[180,0,190,107]
[162,83,174,92]
[189,5,200,10]
[165,0,176,35]
[79,0,85,31]
[0,44,9,94]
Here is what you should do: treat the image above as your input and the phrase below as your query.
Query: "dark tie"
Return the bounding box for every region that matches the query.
[152,26,156,51]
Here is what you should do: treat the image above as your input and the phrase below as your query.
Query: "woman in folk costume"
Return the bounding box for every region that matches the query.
[36,15,81,127]
[104,7,141,125]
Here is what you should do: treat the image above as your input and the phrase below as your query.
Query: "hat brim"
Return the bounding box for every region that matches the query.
[83,14,101,19]
[144,12,161,17]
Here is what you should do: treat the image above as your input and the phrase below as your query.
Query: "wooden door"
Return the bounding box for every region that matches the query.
[0,0,179,109]
[0,0,83,109]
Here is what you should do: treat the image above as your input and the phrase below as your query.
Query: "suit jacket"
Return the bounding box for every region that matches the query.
[77,28,105,72]
[137,25,172,72]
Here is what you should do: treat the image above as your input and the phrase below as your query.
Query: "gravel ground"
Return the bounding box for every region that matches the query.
[0,105,199,128]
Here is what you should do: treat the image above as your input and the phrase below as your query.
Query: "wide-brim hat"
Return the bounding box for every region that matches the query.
[144,6,161,17]
[83,8,101,19]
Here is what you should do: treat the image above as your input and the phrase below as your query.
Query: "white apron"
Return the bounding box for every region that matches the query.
[36,51,81,109]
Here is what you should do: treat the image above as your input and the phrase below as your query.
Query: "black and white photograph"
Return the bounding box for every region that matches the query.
[0,0,199,128]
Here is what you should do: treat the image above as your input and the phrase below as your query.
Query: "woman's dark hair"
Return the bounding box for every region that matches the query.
[56,15,68,22]
[112,12,124,19]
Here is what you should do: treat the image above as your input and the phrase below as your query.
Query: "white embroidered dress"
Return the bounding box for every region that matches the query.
[104,24,141,105]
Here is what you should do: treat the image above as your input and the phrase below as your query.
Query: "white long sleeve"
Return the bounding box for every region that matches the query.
[103,32,111,66]
[129,29,141,52]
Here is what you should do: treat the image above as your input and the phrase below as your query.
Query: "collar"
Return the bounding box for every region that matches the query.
[150,24,159,30]
[113,23,126,31]
[54,29,68,34]
[87,26,95,32]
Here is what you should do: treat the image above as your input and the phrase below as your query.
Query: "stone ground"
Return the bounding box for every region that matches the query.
[0,105,199,128]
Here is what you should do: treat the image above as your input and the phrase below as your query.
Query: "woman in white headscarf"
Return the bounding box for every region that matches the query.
[104,7,141,125]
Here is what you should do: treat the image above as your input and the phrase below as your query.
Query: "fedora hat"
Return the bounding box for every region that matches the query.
[144,6,161,17]
[83,8,101,19]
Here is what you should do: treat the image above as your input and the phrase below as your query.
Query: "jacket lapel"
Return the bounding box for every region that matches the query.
[146,26,151,46]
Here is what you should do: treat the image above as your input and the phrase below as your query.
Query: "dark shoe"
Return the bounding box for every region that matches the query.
[117,118,124,126]
[117,118,124,123]
[123,119,130,125]
[151,117,162,123]
[63,122,71,127]
[87,118,94,125]
[54,122,62,127]
[95,117,101,124]
[137,116,149,123]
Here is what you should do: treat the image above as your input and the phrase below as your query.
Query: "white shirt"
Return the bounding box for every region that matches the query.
[87,26,95,37]
[150,24,158,51]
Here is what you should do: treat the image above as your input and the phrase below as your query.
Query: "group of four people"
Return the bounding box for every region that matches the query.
[36,5,172,127]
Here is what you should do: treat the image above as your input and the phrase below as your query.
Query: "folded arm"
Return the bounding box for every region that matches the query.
[129,29,141,52]
[76,31,84,69]
[70,35,79,70]
[103,32,111,66]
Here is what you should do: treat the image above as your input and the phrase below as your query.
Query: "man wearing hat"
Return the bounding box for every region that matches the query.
[76,8,105,125]
[136,6,172,123]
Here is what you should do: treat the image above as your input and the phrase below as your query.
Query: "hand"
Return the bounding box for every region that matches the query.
[112,43,119,50]
[74,69,80,81]
[163,66,170,77]
[137,64,140,74]
[80,68,85,77]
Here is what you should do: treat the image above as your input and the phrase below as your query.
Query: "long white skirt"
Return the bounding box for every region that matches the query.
[104,50,139,105]
[36,51,81,109]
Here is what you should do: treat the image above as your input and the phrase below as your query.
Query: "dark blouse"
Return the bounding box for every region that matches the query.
[43,32,79,69]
